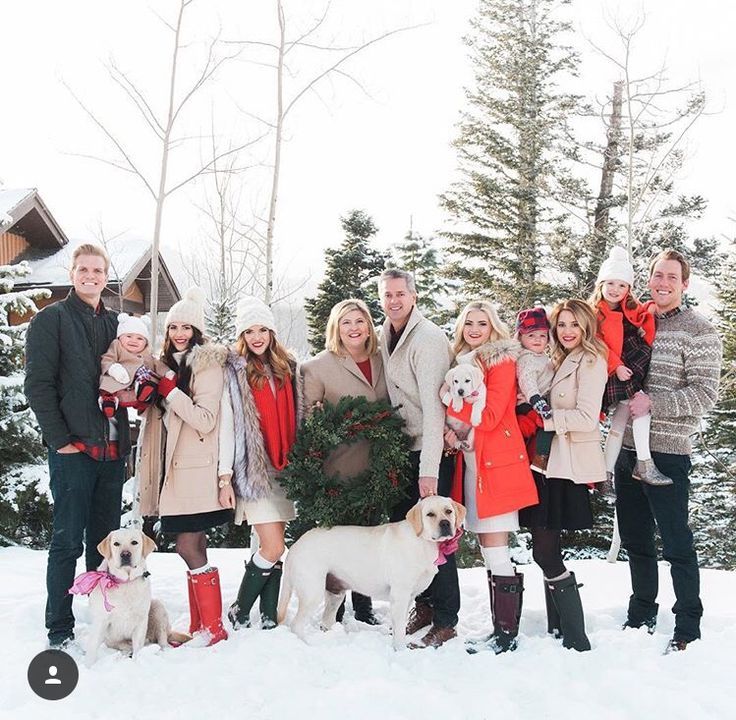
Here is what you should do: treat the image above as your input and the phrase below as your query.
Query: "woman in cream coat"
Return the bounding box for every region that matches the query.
[138,287,233,646]
[519,298,608,652]
[301,298,388,624]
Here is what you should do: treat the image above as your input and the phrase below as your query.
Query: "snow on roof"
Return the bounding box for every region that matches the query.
[0,188,35,217]
[18,236,152,287]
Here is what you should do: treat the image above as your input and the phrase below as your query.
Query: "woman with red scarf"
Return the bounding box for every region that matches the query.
[223,296,303,630]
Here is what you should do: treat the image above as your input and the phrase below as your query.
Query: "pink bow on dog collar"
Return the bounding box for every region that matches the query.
[435,527,464,566]
[68,571,123,611]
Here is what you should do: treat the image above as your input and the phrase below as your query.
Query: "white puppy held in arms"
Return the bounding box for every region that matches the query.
[277,495,466,650]
[73,528,189,665]
[442,364,487,450]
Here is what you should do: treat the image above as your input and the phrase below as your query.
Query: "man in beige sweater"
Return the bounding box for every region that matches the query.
[379,269,458,648]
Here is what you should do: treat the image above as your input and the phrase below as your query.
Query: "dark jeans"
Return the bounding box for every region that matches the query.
[390,451,460,628]
[46,450,125,643]
[615,449,701,642]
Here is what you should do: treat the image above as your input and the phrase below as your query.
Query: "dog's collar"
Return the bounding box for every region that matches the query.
[68,569,150,612]
[435,527,463,566]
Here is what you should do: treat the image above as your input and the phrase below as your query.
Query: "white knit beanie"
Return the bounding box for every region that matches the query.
[235,295,275,338]
[597,246,634,286]
[116,313,150,342]
[165,287,206,333]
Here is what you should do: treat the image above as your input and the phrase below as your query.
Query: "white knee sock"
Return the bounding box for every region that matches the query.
[190,564,211,575]
[632,413,652,461]
[481,546,515,576]
[253,550,276,570]
[604,401,630,472]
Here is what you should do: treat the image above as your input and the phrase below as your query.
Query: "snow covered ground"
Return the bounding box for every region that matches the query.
[2,547,734,720]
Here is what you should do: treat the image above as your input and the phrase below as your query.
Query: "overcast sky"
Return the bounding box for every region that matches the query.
[2,0,734,298]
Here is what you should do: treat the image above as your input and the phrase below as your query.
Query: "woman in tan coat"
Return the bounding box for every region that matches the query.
[519,298,608,652]
[138,287,234,646]
[301,298,388,624]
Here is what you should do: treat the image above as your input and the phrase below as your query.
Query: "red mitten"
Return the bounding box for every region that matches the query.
[157,373,178,398]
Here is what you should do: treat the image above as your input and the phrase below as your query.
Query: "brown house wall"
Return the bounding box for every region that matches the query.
[0,232,29,264]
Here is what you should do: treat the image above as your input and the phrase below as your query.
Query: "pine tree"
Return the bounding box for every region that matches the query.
[206,294,236,345]
[0,262,53,547]
[441,0,583,316]
[305,210,386,352]
[387,229,455,325]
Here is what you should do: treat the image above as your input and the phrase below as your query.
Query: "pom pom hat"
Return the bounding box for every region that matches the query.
[165,286,206,333]
[116,312,150,342]
[597,246,634,287]
[235,295,276,338]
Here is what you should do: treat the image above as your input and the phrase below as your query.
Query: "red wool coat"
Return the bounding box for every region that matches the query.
[447,339,538,519]
[596,297,656,375]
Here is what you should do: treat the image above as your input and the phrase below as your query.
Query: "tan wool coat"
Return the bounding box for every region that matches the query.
[138,343,228,517]
[302,349,389,480]
[543,348,608,485]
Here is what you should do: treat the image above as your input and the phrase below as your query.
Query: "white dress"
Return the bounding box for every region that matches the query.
[462,449,520,533]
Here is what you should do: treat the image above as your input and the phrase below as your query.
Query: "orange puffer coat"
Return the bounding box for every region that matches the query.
[447,339,538,519]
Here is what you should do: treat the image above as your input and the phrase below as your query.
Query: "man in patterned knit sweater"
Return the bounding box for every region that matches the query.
[615,249,722,653]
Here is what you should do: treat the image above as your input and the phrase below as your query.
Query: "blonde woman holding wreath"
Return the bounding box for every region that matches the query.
[223,296,303,630]
[301,298,389,624]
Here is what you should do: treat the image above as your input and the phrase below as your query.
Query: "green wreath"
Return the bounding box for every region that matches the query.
[281,396,411,537]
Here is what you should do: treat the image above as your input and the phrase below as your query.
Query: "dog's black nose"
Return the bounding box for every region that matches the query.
[119,550,132,565]
[439,519,452,536]
[457,388,465,396]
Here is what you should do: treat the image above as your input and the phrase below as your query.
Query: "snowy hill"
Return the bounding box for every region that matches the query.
[2,548,733,720]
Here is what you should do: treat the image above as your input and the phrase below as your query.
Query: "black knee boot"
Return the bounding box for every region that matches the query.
[228,559,273,629]
[352,592,379,625]
[546,572,591,652]
[258,561,282,629]
[544,579,562,638]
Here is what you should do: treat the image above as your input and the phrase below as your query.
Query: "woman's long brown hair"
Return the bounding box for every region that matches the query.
[157,327,205,407]
[549,299,608,369]
[235,330,293,389]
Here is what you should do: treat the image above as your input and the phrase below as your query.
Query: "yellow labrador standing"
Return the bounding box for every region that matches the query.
[82,528,188,665]
[277,496,466,650]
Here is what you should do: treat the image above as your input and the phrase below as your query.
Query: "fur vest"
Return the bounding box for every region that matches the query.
[224,351,304,502]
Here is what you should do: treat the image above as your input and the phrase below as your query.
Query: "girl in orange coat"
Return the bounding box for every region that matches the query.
[443,300,538,654]
[591,246,671,486]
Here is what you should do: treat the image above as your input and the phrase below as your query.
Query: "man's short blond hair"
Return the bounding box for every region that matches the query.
[648,248,690,283]
[71,243,111,273]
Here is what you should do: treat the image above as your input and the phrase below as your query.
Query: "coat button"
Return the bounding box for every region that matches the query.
[559,392,565,397]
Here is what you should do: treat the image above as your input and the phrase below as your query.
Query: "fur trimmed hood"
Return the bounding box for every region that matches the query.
[463,338,521,368]
[184,342,228,373]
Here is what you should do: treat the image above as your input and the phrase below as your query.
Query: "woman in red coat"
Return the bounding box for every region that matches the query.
[444,300,538,654]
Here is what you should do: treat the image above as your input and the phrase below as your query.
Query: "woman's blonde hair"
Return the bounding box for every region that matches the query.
[452,300,510,359]
[549,298,608,369]
[324,299,378,356]
[588,280,639,311]
[235,329,293,389]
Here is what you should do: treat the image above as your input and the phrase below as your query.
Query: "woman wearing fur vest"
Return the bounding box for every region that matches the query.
[444,300,538,654]
[222,295,303,630]
[518,298,608,652]
[301,298,389,625]
[138,287,234,647]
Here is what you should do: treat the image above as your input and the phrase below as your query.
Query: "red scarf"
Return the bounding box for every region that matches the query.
[251,377,296,471]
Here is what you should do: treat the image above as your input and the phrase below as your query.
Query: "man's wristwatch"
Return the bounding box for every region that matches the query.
[218,477,232,489]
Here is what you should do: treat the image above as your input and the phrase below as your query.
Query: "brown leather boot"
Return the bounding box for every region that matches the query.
[409,624,457,649]
[405,599,433,635]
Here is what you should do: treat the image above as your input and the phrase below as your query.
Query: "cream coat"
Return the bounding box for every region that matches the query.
[302,350,388,480]
[138,344,228,517]
[543,348,608,484]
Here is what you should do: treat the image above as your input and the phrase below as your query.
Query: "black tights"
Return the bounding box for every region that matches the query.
[175,531,208,570]
[530,527,566,579]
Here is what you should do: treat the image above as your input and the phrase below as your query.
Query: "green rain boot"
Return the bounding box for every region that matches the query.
[227,559,273,630]
[258,561,283,629]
